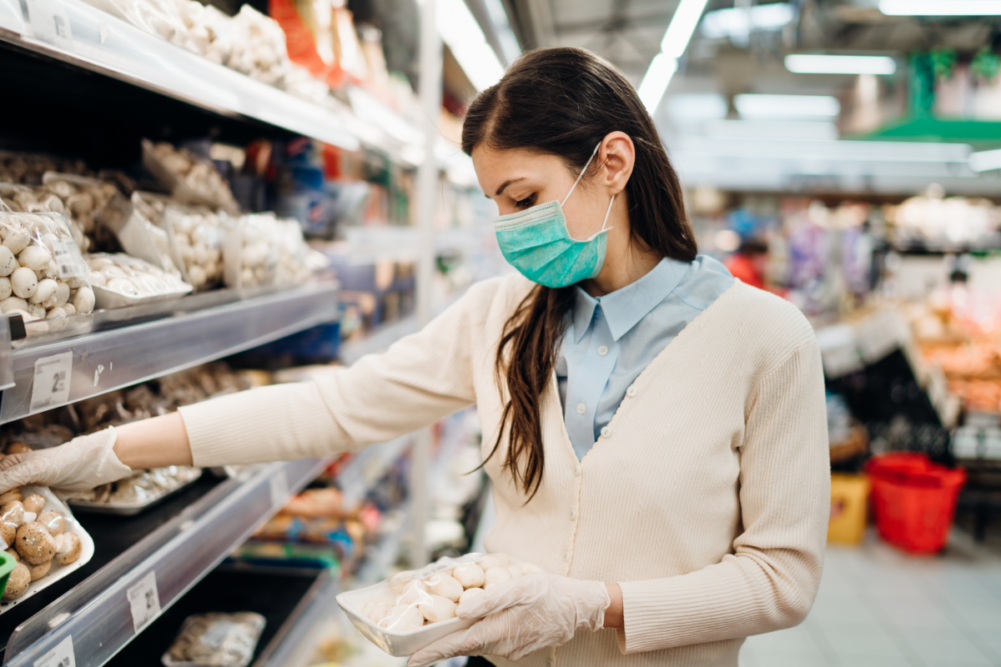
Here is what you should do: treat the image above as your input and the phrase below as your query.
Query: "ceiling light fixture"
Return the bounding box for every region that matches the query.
[734,94,841,119]
[969,148,1001,171]
[879,0,1001,15]
[701,3,796,40]
[785,54,897,75]
[434,0,505,91]
[637,0,711,111]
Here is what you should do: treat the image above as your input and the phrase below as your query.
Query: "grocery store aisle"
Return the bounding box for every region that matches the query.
[741,530,1001,667]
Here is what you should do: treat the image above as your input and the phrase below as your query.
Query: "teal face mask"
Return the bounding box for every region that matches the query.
[493,143,615,288]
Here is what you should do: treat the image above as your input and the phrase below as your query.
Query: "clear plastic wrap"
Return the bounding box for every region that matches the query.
[68,466,202,514]
[224,213,280,288]
[336,552,540,656]
[275,217,323,285]
[142,140,240,214]
[162,612,266,667]
[86,253,192,307]
[161,207,226,291]
[0,211,94,335]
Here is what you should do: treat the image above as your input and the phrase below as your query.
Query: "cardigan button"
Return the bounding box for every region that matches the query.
[570,509,577,520]
[573,465,581,476]
[546,660,554,667]
[600,426,611,438]
[626,385,637,397]
[563,551,570,561]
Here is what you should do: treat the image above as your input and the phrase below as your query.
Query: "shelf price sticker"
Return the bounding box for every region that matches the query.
[29,351,73,414]
[269,468,289,506]
[127,571,162,634]
[34,635,75,667]
[21,0,73,51]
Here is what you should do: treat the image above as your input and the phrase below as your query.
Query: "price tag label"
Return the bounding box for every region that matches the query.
[29,352,73,413]
[21,0,72,50]
[126,571,161,633]
[269,469,288,506]
[34,635,75,667]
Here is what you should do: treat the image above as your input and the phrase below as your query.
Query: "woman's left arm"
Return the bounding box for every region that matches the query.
[613,339,830,653]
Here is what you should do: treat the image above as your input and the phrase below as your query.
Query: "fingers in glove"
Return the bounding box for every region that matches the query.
[0,454,40,493]
[456,571,546,620]
[408,624,487,667]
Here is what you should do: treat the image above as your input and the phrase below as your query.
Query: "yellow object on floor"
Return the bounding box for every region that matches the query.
[828,473,869,545]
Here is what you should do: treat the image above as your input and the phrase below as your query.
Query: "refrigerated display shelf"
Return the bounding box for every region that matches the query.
[337,436,414,511]
[355,503,411,587]
[338,316,418,366]
[0,280,339,424]
[2,458,328,667]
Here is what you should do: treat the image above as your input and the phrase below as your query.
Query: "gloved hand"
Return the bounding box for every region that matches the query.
[408,571,611,667]
[0,427,133,497]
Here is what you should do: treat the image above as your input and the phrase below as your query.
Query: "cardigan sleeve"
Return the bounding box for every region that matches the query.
[177,279,497,467]
[616,339,830,653]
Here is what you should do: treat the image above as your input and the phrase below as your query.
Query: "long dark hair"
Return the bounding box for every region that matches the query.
[462,47,697,501]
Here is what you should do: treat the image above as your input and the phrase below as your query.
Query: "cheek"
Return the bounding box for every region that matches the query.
[561,193,604,240]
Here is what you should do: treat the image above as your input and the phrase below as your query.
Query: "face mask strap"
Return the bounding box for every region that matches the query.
[584,194,616,242]
[561,142,602,207]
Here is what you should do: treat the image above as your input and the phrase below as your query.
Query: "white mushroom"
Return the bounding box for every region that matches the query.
[484,567,512,589]
[477,555,506,571]
[17,245,50,272]
[46,307,66,320]
[72,286,95,313]
[388,571,415,594]
[395,579,432,607]
[54,281,70,306]
[521,563,541,575]
[0,277,10,300]
[10,267,37,299]
[29,278,57,305]
[426,573,464,602]
[361,598,393,624]
[418,594,458,623]
[458,587,485,605]
[378,604,424,632]
[452,563,486,589]
[0,246,17,276]
[1,297,29,313]
[87,271,107,287]
[62,304,76,315]
[107,277,139,296]
[2,228,30,255]
[507,563,524,578]
[27,304,45,320]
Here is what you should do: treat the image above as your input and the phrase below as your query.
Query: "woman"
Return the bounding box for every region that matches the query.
[0,48,829,667]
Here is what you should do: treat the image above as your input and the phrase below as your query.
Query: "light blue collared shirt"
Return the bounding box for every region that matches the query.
[556,255,735,460]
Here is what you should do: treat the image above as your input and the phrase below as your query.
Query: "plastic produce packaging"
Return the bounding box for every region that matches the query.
[68,466,203,514]
[161,207,226,290]
[0,174,118,252]
[0,211,94,334]
[86,253,192,307]
[142,140,240,214]
[336,552,540,657]
[224,213,279,288]
[163,612,266,667]
[0,481,94,613]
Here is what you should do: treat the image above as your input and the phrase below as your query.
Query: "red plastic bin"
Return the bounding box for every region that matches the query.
[865,453,966,555]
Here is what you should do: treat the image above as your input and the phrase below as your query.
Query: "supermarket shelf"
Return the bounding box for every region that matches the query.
[3,458,329,667]
[338,316,418,366]
[0,0,357,150]
[251,568,340,667]
[355,502,412,587]
[338,436,414,510]
[0,281,339,424]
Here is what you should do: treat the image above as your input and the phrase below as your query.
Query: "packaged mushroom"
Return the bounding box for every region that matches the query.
[0,484,94,613]
[87,253,192,308]
[224,213,280,289]
[336,552,540,657]
[68,466,203,515]
[142,140,240,214]
[0,211,94,335]
[161,207,226,291]
[163,612,266,667]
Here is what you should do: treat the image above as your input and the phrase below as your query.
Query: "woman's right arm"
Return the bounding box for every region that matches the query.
[0,277,503,492]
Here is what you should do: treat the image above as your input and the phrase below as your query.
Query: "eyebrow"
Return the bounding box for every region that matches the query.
[495,178,526,197]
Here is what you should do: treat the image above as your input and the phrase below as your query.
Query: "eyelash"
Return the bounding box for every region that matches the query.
[515,194,536,209]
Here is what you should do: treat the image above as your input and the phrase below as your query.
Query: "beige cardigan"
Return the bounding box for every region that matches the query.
[179,274,831,667]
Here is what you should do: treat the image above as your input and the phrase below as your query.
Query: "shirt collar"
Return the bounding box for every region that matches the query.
[572,257,691,343]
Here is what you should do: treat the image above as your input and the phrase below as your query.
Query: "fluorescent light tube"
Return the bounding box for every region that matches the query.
[734,94,841,119]
[879,0,1001,15]
[785,54,897,75]
[661,0,712,58]
[704,120,839,141]
[969,148,1001,171]
[638,54,679,111]
[437,0,505,91]
[701,3,796,39]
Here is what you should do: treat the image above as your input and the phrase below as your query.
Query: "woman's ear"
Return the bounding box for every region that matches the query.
[599,131,635,196]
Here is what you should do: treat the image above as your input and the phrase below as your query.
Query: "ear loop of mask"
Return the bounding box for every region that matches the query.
[561,142,616,243]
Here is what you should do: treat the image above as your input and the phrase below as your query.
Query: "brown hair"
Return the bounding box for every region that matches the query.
[462,47,697,500]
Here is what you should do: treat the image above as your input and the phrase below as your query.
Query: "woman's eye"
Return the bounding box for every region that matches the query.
[515,194,536,209]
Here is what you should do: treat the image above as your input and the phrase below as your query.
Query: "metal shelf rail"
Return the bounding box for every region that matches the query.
[4,458,329,667]
[0,281,339,424]
[251,568,340,667]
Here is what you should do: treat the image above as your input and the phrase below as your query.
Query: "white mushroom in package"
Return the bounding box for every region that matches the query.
[86,253,192,306]
[361,553,540,633]
[162,207,225,291]
[142,140,239,214]
[0,212,93,327]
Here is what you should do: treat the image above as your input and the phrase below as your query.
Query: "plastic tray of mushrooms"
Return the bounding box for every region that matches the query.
[0,483,94,613]
[336,552,540,657]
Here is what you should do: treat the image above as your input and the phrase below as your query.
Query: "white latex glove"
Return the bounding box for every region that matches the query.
[0,427,133,497]
[408,571,611,667]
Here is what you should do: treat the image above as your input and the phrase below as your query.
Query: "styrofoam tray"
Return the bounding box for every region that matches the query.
[336,581,475,657]
[0,485,95,614]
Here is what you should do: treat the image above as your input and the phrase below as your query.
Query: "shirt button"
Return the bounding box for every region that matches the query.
[597,345,608,356]
[563,551,570,561]
[570,509,577,520]
[576,402,586,415]
[547,660,554,667]
[627,385,637,397]
[600,426,611,438]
